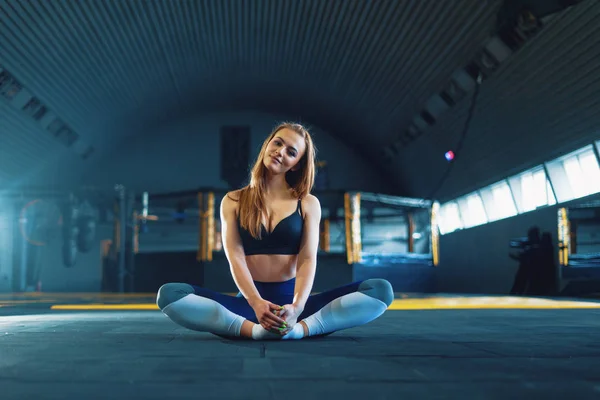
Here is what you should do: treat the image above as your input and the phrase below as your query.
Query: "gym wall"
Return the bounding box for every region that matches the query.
[436,206,558,294]
[81,111,391,195]
[37,224,112,293]
[1,217,113,293]
[436,191,600,295]
[5,112,391,293]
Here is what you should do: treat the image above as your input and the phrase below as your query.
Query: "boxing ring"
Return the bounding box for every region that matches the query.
[98,188,440,294]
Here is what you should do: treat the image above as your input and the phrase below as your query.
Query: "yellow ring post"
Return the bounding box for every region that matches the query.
[197,192,215,262]
[197,193,204,262]
[431,202,440,266]
[557,207,570,266]
[320,218,330,252]
[351,193,362,263]
[344,192,362,264]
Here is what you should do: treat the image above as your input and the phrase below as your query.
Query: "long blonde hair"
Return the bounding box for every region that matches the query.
[237,122,316,239]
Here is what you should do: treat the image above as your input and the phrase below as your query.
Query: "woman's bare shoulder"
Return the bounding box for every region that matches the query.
[301,193,321,215]
[221,189,243,216]
[225,189,242,202]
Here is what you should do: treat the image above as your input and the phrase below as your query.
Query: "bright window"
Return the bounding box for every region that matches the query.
[439,141,600,235]
[479,180,518,221]
[508,166,556,213]
[456,192,488,228]
[438,201,462,235]
[577,150,600,193]
[546,145,600,202]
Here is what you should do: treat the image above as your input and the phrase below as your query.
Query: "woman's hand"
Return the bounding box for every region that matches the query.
[277,304,303,335]
[250,298,288,332]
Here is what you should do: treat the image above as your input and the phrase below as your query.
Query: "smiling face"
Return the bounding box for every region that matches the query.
[262,127,307,175]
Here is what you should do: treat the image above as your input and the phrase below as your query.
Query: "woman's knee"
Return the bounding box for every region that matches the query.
[156,283,195,310]
[358,279,394,307]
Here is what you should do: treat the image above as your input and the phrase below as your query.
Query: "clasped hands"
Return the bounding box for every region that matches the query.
[251,298,303,335]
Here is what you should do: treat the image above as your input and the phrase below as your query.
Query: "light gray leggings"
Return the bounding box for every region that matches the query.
[156,278,394,323]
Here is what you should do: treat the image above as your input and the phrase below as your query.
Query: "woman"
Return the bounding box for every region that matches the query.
[157,122,393,340]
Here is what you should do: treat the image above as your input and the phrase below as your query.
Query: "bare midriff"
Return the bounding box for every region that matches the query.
[245,254,297,282]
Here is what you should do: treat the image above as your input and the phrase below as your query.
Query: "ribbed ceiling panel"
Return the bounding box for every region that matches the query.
[0,0,500,188]
[1,0,593,197]
[396,0,600,200]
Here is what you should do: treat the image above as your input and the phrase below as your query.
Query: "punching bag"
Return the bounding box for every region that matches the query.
[76,199,97,253]
[62,195,79,268]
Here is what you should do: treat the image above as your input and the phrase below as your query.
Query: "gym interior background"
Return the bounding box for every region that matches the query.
[1,0,599,299]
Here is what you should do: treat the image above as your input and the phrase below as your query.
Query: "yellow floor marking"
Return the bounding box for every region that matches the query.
[46,297,600,311]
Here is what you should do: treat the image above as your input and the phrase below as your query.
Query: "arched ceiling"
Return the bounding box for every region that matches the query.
[1,0,598,200]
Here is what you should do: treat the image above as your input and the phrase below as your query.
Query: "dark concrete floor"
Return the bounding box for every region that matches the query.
[2,301,600,400]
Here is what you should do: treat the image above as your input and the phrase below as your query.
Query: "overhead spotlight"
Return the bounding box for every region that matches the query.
[382,147,396,160]
[517,9,541,34]
[484,35,513,64]
[441,70,473,107]
[398,135,412,146]
[420,110,436,126]
[425,94,450,120]
[476,50,501,77]
[445,151,455,162]
[407,124,420,140]
[412,115,429,133]
[391,141,402,155]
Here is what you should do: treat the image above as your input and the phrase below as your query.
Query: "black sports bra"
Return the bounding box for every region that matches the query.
[238,200,304,256]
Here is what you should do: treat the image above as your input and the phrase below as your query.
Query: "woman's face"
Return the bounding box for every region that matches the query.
[263,128,306,174]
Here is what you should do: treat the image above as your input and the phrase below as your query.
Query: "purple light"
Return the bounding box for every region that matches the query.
[445,151,455,161]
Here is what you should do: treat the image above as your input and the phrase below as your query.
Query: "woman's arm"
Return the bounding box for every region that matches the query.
[292,194,322,312]
[220,193,262,306]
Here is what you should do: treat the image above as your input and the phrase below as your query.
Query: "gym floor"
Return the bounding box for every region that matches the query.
[2,293,600,399]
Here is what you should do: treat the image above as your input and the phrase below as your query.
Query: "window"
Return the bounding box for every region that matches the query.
[574,150,600,194]
[434,141,600,235]
[546,145,600,202]
[508,166,556,213]
[456,192,488,228]
[479,180,517,221]
[438,201,462,234]
[361,209,408,254]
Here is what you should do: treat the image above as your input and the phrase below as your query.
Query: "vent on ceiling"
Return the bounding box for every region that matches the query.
[22,97,48,121]
[0,69,22,100]
[0,65,92,160]
[381,0,585,162]
[47,118,79,147]
[81,146,95,160]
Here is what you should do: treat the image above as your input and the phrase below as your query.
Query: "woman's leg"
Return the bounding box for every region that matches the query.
[156,283,257,339]
[286,278,394,339]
